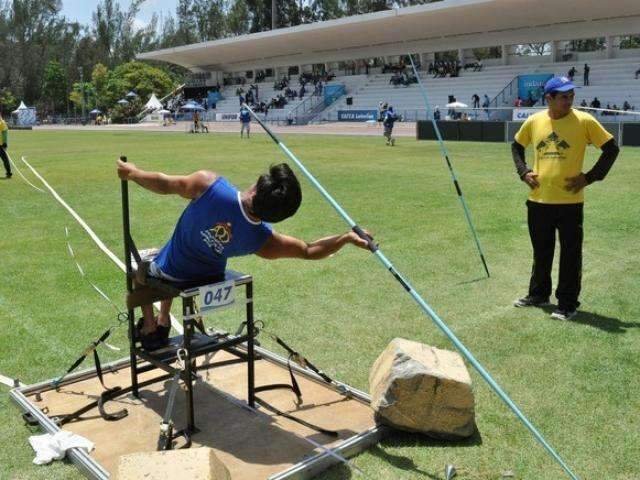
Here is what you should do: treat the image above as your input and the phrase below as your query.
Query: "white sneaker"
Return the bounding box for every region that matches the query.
[551,309,577,321]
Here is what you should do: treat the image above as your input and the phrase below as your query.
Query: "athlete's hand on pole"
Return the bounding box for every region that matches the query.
[522,171,539,189]
[117,158,137,181]
[564,173,588,193]
[347,229,374,250]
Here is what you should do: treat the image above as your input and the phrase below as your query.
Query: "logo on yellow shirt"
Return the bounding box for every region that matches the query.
[535,132,571,159]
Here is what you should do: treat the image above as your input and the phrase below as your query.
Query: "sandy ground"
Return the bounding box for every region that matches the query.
[34,120,417,137]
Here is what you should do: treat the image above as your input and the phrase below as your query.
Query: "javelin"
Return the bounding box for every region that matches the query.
[244,103,580,480]
[408,55,490,278]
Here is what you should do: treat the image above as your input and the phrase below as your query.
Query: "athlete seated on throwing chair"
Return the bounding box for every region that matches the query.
[116,159,371,349]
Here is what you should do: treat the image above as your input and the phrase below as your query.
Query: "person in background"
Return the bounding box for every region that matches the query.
[382,105,400,146]
[0,112,12,178]
[239,106,251,138]
[511,76,620,320]
[583,63,590,86]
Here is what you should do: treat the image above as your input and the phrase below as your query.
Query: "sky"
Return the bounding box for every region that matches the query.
[60,0,178,28]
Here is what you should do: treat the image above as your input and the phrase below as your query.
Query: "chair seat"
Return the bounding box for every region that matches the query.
[126,269,252,309]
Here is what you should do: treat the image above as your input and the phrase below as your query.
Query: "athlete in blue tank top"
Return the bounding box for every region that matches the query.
[153,176,272,282]
[116,159,371,349]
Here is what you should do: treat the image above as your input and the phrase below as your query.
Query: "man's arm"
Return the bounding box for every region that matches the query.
[565,136,620,193]
[256,231,370,260]
[117,159,216,199]
[511,141,539,189]
[585,138,619,184]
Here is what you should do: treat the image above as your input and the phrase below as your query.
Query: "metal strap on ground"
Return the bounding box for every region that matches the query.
[244,102,580,480]
[19,157,183,334]
[408,55,490,278]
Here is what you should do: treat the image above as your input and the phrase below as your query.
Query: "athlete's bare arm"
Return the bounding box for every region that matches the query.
[256,231,370,260]
[117,159,216,199]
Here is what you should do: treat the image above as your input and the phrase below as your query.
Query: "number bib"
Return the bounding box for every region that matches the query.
[199,280,235,313]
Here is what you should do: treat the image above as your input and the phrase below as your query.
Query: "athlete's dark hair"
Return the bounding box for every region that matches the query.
[252,163,302,223]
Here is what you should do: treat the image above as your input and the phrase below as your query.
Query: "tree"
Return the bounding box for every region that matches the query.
[176,0,196,45]
[619,35,640,50]
[193,0,227,41]
[227,0,250,35]
[569,38,605,52]
[103,61,176,109]
[472,46,501,60]
[0,88,17,115]
[69,82,96,113]
[517,43,551,56]
[91,63,109,110]
[43,60,67,113]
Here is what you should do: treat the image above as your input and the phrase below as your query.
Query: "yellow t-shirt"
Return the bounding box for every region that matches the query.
[0,117,7,146]
[514,109,613,204]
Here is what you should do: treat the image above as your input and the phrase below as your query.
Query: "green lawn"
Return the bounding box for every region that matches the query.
[0,129,638,479]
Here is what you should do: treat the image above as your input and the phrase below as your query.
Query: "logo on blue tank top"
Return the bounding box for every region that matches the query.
[201,222,232,256]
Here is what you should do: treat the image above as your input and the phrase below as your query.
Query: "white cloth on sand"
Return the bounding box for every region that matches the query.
[29,430,94,465]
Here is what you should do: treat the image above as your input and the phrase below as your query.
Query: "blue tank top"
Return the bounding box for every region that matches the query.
[154,177,272,281]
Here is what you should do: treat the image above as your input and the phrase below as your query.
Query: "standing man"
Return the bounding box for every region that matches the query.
[239,106,251,138]
[583,63,590,86]
[382,105,400,146]
[0,112,11,178]
[511,76,619,320]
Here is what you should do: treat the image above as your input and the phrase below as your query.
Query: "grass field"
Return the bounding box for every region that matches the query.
[0,129,638,480]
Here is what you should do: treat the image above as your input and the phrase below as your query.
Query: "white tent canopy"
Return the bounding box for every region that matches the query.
[12,101,28,113]
[145,93,163,111]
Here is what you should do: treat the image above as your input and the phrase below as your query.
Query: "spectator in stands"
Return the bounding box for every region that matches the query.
[590,97,601,110]
[427,62,434,74]
[580,99,588,108]
[515,97,524,107]
[483,94,491,117]
[635,66,640,79]
[299,85,306,99]
[623,101,631,111]
[433,106,441,121]
[567,67,577,81]
[583,63,590,86]
[239,94,244,106]
[472,94,480,109]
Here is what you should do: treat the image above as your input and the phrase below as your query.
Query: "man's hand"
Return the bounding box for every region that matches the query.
[117,158,137,181]
[564,173,588,194]
[346,229,374,250]
[522,171,539,189]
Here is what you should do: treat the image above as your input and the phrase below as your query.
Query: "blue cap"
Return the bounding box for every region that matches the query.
[544,76,577,94]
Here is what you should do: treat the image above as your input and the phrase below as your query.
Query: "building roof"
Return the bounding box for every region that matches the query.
[138,0,640,71]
